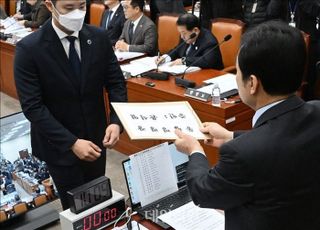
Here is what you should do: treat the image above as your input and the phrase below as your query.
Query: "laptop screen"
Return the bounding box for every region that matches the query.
[122,143,189,209]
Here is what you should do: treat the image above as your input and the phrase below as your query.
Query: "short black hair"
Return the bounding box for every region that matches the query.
[238,21,306,96]
[177,13,200,31]
[130,0,144,12]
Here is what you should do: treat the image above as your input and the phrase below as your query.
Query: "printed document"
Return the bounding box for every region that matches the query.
[120,56,201,76]
[158,201,225,230]
[130,143,178,206]
[111,101,208,140]
[199,73,238,94]
[115,51,144,62]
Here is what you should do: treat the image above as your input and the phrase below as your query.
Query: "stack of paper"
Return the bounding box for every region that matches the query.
[120,56,201,76]
[198,73,238,94]
[115,51,145,62]
[158,201,225,230]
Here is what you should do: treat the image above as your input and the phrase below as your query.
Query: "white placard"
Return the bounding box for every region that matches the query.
[112,101,207,139]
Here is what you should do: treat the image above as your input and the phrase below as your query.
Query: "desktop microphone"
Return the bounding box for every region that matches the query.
[175,34,233,88]
[141,33,197,81]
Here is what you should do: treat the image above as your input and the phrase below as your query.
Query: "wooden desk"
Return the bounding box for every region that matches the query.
[0,40,17,98]
[114,69,254,165]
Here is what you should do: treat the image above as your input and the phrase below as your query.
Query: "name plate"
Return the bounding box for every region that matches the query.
[184,88,211,102]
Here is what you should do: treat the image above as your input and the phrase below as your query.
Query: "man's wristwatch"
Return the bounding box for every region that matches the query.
[181,57,186,65]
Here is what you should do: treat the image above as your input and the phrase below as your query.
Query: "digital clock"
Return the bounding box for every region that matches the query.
[60,190,126,230]
[67,176,112,214]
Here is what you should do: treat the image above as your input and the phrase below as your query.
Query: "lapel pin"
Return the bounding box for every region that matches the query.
[87,39,92,45]
[195,46,198,50]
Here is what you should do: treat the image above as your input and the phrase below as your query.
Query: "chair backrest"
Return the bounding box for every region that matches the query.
[89,3,105,27]
[157,14,180,54]
[211,18,245,72]
[34,194,48,207]
[13,202,28,215]
[0,210,7,223]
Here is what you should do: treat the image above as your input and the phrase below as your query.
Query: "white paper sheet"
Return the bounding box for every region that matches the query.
[158,201,225,230]
[200,73,238,94]
[115,51,145,62]
[120,56,201,76]
[130,143,178,206]
[120,62,155,76]
[111,102,207,140]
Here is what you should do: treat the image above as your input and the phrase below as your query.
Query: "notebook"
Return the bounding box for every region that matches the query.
[122,143,192,229]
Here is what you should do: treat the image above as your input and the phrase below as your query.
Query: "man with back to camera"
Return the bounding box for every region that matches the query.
[174,21,320,230]
[14,0,127,210]
[156,13,223,69]
[115,0,158,56]
[100,0,126,46]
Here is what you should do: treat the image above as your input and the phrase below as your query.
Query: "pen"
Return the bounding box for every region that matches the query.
[157,52,160,71]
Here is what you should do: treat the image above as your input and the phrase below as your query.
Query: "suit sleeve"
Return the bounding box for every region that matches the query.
[24,5,50,28]
[128,23,158,55]
[14,41,78,153]
[102,31,128,128]
[168,41,185,61]
[118,21,127,41]
[186,42,223,69]
[186,144,253,210]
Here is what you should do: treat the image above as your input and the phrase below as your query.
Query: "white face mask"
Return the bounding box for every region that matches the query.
[52,5,86,32]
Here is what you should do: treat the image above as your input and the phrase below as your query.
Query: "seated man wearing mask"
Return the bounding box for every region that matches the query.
[14,0,127,210]
[156,13,223,69]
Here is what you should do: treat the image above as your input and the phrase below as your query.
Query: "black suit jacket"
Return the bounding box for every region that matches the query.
[14,21,127,166]
[168,29,223,69]
[187,96,320,230]
[100,5,125,46]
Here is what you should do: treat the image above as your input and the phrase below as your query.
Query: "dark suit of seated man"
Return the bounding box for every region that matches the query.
[174,21,320,230]
[115,0,158,56]
[156,13,223,69]
[100,0,125,46]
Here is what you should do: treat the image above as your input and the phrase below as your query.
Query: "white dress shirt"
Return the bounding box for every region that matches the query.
[51,20,81,60]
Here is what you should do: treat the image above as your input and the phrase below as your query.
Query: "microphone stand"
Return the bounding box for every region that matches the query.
[175,34,232,88]
[141,33,197,81]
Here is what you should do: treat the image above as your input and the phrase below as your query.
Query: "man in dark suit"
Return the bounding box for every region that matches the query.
[156,13,223,69]
[115,0,158,56]
[14,0,127,210]
[149,0,185,22]
[174,21,320,230]
[100,0,125,46]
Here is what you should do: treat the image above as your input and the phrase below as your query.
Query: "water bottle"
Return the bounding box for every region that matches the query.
[211,83,221,107]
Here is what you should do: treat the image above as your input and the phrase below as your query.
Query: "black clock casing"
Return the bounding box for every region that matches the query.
[67,176,112,214]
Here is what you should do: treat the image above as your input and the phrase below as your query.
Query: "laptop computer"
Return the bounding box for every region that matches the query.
[122,143,192,229]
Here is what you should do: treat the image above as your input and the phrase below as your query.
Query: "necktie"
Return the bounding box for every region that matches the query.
[106,10,113,30]
[128,22,134,44]
[186,44,193,56]
[66,36,81,81]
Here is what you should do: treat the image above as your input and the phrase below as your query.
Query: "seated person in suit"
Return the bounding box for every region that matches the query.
[0,6,7,19]
[156,13,223,69]
[101,0,126,46]
[16,0,51,28]
[174,21,320,230]
[115,0,158,56]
